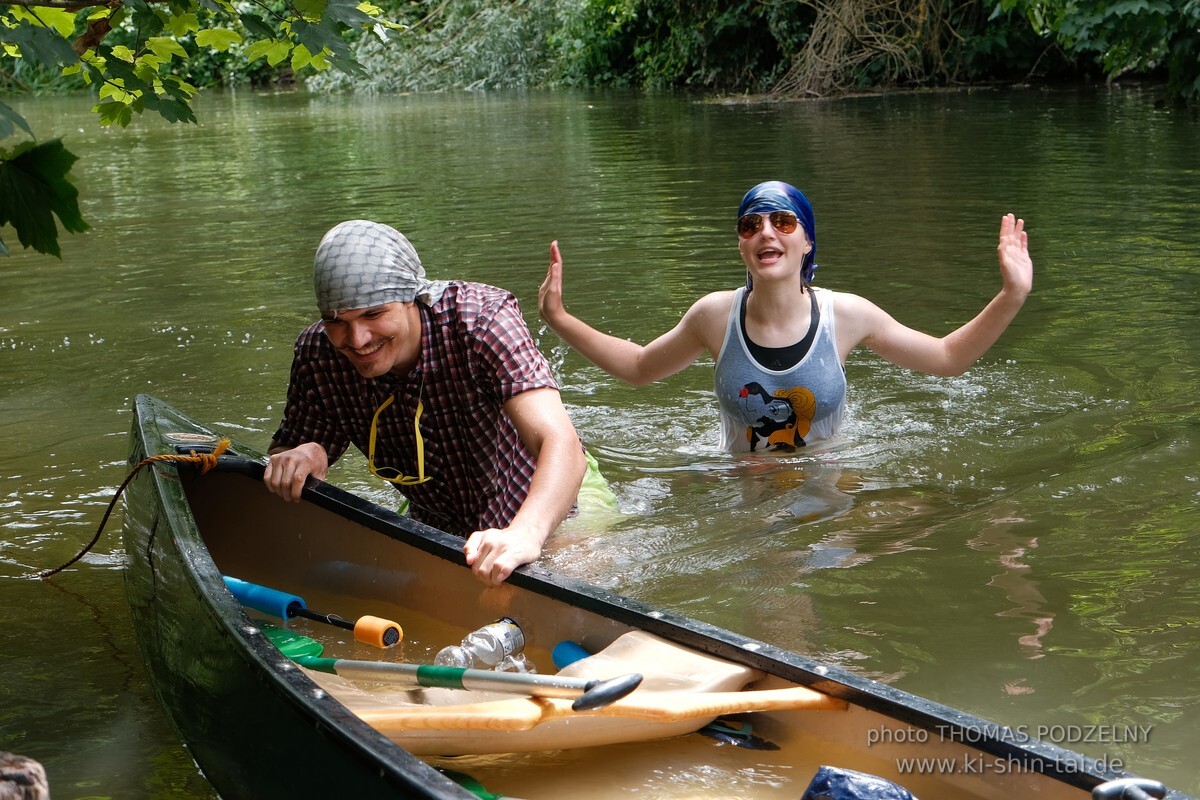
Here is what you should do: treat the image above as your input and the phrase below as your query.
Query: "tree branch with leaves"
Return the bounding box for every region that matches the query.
[0,0,403,256]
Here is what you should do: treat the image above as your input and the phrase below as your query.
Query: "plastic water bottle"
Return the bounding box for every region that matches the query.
[434,617,525,669]
[432,645,474,669]
[494,653,536,674]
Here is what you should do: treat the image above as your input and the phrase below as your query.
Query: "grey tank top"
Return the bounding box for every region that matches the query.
[714,286,847,452]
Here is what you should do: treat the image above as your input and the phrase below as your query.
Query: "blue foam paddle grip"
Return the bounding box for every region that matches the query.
[223,576,304,620]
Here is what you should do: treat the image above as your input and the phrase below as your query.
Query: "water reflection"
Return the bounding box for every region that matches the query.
[968,517,1056,663]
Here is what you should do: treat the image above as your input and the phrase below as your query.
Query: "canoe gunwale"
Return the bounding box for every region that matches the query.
[128,393,1188,799]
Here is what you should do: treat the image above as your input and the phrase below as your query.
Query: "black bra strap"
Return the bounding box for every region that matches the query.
[741,289,820,371]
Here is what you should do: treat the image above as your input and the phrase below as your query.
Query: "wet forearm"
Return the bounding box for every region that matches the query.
[940,287,1029,375]
[547,311,656,386]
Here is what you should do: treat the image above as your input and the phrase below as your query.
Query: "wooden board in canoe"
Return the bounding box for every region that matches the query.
[121,394,1188,800]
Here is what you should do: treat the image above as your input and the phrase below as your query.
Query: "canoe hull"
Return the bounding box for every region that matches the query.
[121,395,1191,800]
[123,397,466,799]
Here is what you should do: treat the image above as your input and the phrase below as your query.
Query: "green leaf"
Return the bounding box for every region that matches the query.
[246,38,292,65]
[291,17,362,74]
[195,28,242,51]
[308,47,331,70]
[134,57,164,83]
[101,54,152,93]
[291,42,314,70]
[123,0,166,36]
[93,100,135,127]
[23,7,78,38]
[201,0,237,14]
[140,91,196,123]
[79,60,105,86]
[243,39,277,63]
[0,21,79,69]
[293,0,327,19]
[98,82,138,103]
[239,13,276,38]
[323,0,373,28]
[166,11,201,37]
[265,39,292,65]
[161,74,198,97]
[147,36,190,60]
[289,18,335,57]
[0,138,89,258]
[0,99,34,140]
[166,0,197,16]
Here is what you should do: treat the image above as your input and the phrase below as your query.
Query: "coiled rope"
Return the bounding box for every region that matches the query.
[31,438,232,580]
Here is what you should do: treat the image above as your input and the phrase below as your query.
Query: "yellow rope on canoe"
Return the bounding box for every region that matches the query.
[31,438,232,580]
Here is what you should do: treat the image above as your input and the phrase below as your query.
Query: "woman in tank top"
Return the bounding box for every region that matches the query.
[538,181,1033,452]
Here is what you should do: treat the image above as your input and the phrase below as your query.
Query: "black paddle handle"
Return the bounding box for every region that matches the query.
[289,604,356,633]
[1092,778,1167,800]
[572,672,644,712]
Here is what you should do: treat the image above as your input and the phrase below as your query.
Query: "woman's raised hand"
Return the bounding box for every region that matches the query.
[538,240,566,327]
[996,214,1033,298]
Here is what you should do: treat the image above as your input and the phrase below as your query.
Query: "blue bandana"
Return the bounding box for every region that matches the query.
[738,181,818,285]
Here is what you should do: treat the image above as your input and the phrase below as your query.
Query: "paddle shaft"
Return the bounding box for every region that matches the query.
[290,606,355,632]
[296,656,643,711]
[357,685,847,733]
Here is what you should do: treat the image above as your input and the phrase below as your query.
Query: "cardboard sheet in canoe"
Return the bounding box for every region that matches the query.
[302,630,841,755]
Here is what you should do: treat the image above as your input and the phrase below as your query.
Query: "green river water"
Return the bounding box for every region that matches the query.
[1,85,1198,797]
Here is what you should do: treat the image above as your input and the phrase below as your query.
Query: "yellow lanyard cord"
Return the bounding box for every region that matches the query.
[367,393,431,486]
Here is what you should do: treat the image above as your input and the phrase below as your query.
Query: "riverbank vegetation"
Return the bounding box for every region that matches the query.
[284,0,1200,101]
[2,0,1198,256]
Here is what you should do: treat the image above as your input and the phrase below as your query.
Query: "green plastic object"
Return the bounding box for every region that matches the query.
[262,624,325,658]
[438,768,506,800]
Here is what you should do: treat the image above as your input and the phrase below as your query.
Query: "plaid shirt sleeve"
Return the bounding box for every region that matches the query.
[271,323,352,463]
[463,287,559,403]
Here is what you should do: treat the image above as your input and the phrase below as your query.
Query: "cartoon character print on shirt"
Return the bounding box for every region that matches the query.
[737,382,817,452]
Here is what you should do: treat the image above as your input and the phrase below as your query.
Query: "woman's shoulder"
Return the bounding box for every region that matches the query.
[682,289,739,328]
[689,288,739,312]
[820,287,875,313]
[678,290,739,356]
[820,287,895,352]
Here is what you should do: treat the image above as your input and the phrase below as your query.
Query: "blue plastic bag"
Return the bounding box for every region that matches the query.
[800,766,918,800]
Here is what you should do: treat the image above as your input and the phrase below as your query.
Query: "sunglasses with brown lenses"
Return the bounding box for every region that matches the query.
[737,210,800,239]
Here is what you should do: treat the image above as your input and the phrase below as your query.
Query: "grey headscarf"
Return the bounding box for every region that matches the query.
[313,220,448,317]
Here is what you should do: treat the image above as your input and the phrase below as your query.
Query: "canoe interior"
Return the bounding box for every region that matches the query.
[176,464,1098,800]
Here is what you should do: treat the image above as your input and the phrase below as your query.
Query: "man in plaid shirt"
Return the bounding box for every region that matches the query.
[265,220,587,585]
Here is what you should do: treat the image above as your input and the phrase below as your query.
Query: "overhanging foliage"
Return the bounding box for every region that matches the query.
[0,135,87,257]
[0,0,404,256]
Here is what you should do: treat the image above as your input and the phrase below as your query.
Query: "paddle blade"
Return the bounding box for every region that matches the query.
[698,717,780,750]
[263,625,325,658]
